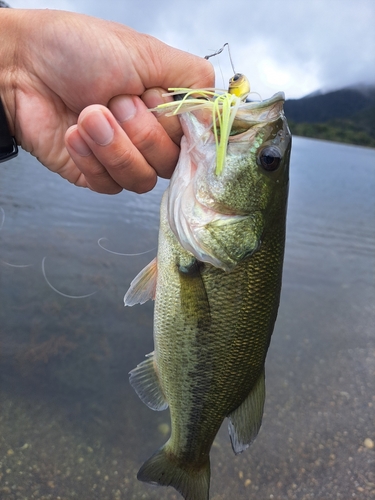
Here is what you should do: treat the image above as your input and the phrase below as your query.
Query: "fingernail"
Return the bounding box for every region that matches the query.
[82,111,114,146]
[111,95,137,123]
[68,132,92,157]
[142,89,165,109]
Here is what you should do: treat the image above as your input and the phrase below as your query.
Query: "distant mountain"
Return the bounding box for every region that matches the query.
[284,85,375,147]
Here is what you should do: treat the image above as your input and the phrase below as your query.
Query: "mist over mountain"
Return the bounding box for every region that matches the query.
[284,84,375,147]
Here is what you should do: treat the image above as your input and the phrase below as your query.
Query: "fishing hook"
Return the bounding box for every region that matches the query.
[204,43,236,75]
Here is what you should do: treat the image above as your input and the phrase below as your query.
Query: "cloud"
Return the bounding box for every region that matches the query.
[130,0,375,97]
[12,0,79,11]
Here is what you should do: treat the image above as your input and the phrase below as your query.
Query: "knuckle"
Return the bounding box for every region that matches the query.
[133,125,160,156]
[95,142,157,194]
[106,144,137,170]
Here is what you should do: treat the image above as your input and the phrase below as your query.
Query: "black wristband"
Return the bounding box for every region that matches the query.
[0,97,18,163]
[1,2,19,162]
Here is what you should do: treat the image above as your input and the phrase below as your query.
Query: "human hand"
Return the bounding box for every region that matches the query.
[0,9,214,193]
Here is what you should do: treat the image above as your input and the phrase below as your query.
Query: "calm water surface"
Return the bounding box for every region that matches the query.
[0,138,374,499]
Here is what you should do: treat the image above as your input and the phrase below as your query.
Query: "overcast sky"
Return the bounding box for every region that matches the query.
[10,0,375,99]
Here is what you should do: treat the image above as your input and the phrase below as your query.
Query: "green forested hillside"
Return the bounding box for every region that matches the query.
[284,86,375,147]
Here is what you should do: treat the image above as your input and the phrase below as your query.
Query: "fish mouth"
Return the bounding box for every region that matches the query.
[232,92,286,129]
[247,92,285,107]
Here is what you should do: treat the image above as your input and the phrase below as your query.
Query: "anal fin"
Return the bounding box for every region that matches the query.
[228,369,265,454]
[129,352,168,411]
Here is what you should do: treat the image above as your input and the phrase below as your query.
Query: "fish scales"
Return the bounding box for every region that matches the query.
[156,199,286,449]
[125,90,291,500]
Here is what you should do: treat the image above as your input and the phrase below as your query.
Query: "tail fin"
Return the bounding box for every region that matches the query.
[137,445,210,500]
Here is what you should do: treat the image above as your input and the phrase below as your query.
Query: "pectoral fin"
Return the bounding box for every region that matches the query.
[227,369,265,454]
[129,352,168,411]
[124,257,157,306]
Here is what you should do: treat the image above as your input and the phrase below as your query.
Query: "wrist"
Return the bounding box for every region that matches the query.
[0,8,25,134]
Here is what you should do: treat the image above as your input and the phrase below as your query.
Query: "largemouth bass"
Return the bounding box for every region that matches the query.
[124,88,291,500]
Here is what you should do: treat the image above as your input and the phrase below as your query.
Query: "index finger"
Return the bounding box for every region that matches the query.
[141,88,183,146]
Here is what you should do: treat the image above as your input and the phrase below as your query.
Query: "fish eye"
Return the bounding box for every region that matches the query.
[232,73,242,81]
[257,146,282,172]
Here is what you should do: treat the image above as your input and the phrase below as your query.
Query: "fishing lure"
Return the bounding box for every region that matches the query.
[152,44,251,175]
[205,42,251,100]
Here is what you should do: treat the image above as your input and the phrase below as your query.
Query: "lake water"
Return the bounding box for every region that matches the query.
[0,137,374,500]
